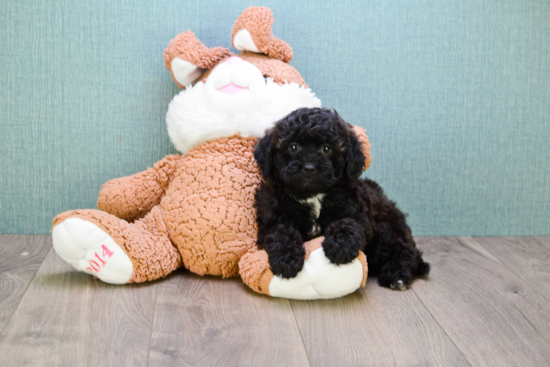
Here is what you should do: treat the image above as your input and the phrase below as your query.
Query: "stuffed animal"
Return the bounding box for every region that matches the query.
[52,7,372,300]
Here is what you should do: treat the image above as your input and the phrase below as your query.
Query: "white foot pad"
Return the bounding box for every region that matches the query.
[268,247,364,300]
[52,218,134,284]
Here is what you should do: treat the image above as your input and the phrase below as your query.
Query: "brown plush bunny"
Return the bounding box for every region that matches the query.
[52,7,371,299]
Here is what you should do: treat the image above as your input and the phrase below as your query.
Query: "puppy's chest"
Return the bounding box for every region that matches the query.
[297,194,326,237]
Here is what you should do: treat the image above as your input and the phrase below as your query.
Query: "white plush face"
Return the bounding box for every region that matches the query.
[166,56,321,154]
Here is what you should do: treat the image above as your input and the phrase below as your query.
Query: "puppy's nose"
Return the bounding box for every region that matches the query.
[303,163,316,174]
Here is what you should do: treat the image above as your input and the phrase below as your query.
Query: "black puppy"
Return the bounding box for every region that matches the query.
[254,107,429,290]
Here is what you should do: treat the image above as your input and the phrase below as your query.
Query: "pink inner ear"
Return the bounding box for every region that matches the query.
[218,83,246,95]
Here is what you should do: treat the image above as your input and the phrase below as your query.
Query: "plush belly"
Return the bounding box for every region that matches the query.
[161,135,261,277]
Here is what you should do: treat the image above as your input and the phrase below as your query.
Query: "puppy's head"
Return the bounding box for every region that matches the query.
[254,107,366,196]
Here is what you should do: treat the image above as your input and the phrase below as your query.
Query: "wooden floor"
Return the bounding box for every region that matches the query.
[1,236,550,366]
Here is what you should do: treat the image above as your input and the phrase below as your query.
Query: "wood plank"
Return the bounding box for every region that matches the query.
[0,235,51,332]
[148,273,310,367]
[535,236,550,250]
[0,247,158,367]
[413,237,550,367]
[290,277,470,367]
[474,237,550,302]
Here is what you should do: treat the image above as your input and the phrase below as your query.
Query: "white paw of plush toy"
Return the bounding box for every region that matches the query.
[52,218,133,284]
[239,237,368,300]
[269,247,366,300]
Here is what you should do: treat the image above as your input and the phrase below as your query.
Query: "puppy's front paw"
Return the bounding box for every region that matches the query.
[322,237,358,265]
[269,253,305,279]
[265,225,305,279]
[322,218,365,265]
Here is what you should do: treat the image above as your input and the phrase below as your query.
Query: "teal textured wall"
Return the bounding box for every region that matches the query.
[1,0,549,235]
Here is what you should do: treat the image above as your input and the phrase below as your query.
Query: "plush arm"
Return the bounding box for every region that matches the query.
[97,155,180,222]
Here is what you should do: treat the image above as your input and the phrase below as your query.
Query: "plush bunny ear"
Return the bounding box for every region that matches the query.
[164,30,231,88]
[231,7,293,63]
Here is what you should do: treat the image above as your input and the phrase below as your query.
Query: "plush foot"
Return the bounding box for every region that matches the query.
[240,237,368,300]
[268,247,365,300]
[52,218,134,284]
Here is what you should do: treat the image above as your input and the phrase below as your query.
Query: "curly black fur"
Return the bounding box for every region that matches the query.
[254,107,430,289]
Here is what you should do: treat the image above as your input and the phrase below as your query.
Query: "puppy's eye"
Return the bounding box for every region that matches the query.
[289,143,300,153]
[321,144,331,155]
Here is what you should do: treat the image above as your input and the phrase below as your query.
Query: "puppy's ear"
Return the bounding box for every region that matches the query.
[344,125,366,182]
[254,129,276,180]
